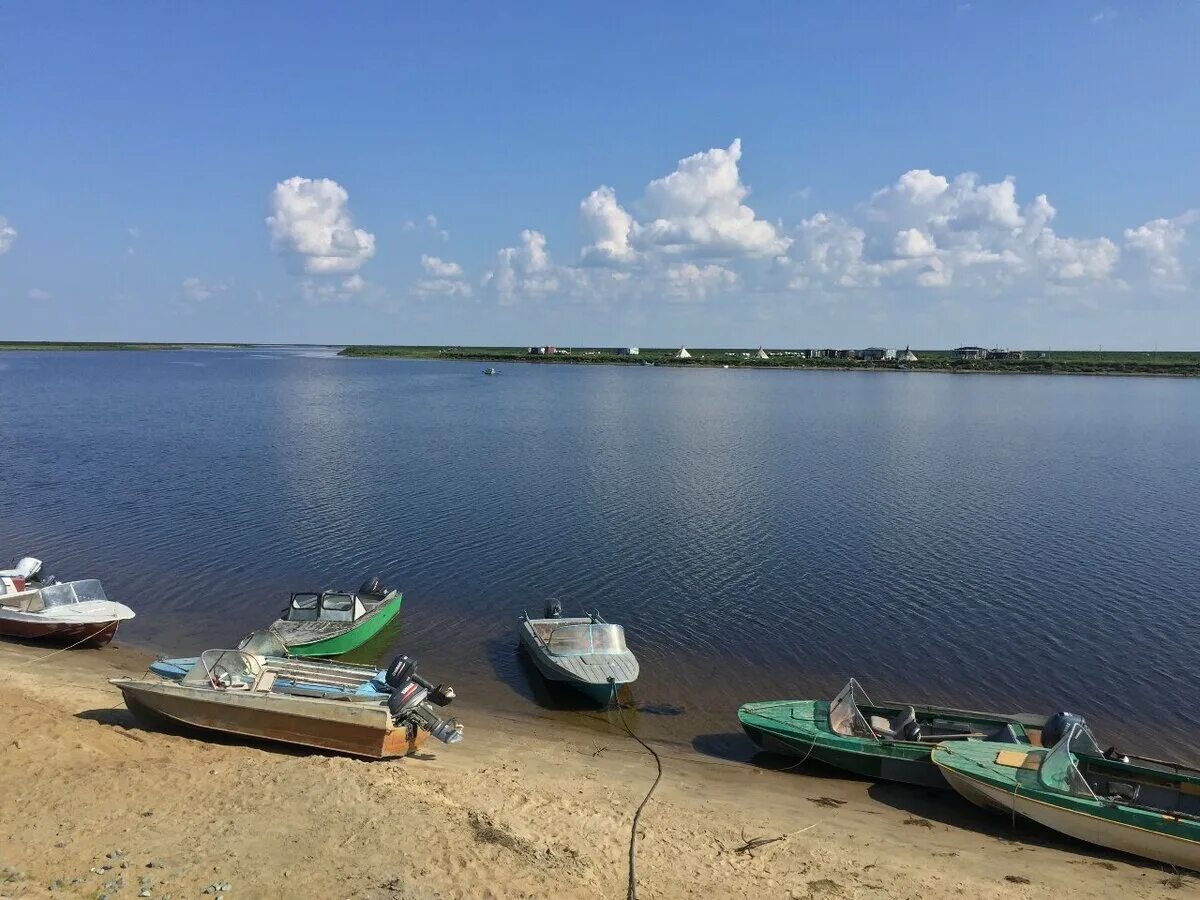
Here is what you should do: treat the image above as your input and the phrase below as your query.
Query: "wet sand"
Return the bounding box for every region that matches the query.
[0,639,1191,899]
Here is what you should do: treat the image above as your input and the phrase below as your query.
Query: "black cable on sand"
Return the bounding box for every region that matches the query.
[610,678,663,900]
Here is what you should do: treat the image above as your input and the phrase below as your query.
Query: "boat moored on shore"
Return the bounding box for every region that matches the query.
[0,560,134,648]
[738,678,1050,788]
[519,603,639,705]
[933,723,1200,870]
[115,649,463,757]
[256,579,403,657]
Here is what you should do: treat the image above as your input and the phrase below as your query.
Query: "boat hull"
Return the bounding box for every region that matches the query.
[739,717,950,788]
[0,617,120,648]
[282,592,404,657]
[937,763,1200,871]
[738,699,1044,790]
[114,679,425,759]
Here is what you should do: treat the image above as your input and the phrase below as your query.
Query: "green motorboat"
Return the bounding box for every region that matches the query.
[933,723,1200,870]
[738,678,1048,789]
[257,581,404,658]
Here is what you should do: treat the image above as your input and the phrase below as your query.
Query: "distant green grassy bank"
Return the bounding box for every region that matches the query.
[340,345,1200,376]
[0,341,251,352]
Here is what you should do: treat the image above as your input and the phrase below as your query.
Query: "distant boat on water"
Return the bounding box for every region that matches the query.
[483,367,499,375]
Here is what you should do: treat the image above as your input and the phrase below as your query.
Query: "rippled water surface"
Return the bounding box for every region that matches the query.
[2,349,1197,759]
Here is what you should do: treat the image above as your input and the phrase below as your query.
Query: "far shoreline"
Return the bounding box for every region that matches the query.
[340,345,1200,379]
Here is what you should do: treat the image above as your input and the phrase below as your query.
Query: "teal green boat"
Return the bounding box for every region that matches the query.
[261,583,404,658]
[738,679,1047,788]
[934,724,1200,870]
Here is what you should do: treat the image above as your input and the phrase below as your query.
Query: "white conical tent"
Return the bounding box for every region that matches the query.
[756,347,770,359]
[675,347,692,359]
[900,348,918,362]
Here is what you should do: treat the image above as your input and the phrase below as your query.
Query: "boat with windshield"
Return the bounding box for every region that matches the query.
[518,602,639,705]
[256,578,403,657]
[114,649,463,757]
[738,678,1052,788]
[0,558,135,647]
[934,722,1200,869]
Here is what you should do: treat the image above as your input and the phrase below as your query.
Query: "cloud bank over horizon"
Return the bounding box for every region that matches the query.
[468,140,1195,314]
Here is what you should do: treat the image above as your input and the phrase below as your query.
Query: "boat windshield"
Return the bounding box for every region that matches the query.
[39,579,109,608]
[319,592,360,622]
[1038,723,1100,799]
[545,623,627,657]
[288,593,320,621]
[829,678,876,739]
[182,649,263,690]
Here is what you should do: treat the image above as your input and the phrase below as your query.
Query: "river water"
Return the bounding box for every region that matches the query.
[1,348,1197,760]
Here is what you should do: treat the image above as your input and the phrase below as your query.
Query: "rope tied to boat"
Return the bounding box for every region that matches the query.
[610,677,663,900]
[17,622,120,666]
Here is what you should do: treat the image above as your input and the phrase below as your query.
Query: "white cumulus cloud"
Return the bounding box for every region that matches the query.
[421,255,463,277]
[181,277,229,301]
[416,254,472,297]
[267,177,376,275]
[1123,214,1193,289]
[487,229,558,304]
[0,216,16,254]
[579,186,637,265]
[665,263,739,300]
[427,143,1195,310]
[577,139,788,266]
[791,168,1128,292]
[301,274,366,304]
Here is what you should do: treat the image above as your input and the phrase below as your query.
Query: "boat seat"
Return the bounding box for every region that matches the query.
[870,707,918,740]
[1098,781,1141,803]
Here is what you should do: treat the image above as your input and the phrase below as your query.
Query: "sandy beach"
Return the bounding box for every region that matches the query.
[1,640,1193,899]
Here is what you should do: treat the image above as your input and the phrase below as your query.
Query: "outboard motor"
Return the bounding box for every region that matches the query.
[544,599,563,619]
[358,575,386,598]
[1042,711,1088,748]
[384,655,463,744]
[0,557,47,594]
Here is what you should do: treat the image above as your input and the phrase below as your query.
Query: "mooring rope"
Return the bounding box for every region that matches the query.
[17,621,118,666]
[610,678,663,900]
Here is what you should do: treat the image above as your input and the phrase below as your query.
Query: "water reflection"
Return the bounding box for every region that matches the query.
[1,351,1197,762]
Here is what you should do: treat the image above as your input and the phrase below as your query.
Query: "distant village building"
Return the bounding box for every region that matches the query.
[952,346,988,360]
[755,347,770,359]
[987,348,1023,360]
[675,347,692,359]
[860,347,896,361]
[615,347,640,356]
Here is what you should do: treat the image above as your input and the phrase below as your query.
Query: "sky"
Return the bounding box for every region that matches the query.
[1,2,1198,348]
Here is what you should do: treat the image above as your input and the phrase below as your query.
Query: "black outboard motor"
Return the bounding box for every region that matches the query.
[544,599,563,619]
[1042,711,1088,748]
[384,655,463,744]
[358,576,386,598]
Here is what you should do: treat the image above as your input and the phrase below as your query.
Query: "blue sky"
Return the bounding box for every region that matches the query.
[1,2,1198,347]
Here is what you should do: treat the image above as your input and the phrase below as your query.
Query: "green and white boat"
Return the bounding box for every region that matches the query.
[738,678,1047,789]
[933,723,1200,870]
[256,580,404,658]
